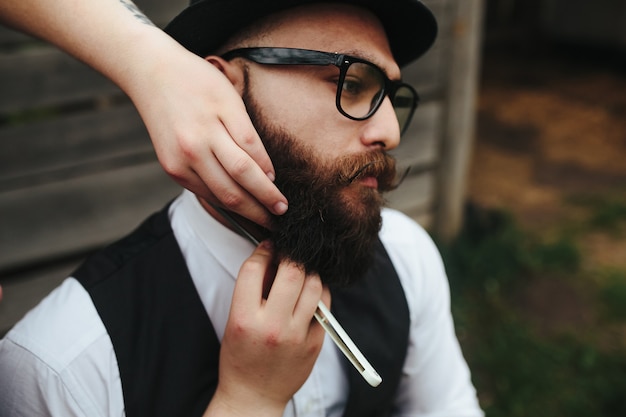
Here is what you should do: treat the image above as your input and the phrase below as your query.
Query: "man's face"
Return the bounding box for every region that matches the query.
[233,5,404,286]
[244,87,399,286]
[234,4,402,160]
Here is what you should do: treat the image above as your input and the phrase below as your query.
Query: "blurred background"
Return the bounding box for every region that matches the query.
[447,0,626,415]
[1,0,626,415]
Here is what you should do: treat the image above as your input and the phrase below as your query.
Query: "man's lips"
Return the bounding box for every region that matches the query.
[358,176,379,189]
[341,154,397,191]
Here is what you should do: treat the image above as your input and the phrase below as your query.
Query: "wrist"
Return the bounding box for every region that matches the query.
[203,386,287,417]
[111,25,208,103]
[101,23,169,94]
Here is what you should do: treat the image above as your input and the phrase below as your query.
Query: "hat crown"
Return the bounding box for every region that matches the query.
[166,0,437,67]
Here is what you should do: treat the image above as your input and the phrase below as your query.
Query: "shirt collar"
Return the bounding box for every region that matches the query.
[173,190,256,280]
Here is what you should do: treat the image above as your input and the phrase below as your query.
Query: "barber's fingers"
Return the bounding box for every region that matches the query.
[165,126,278,229]
[264,260,307,317]
[232,241,275,311]
[265,262,329,332]
[233,242,327,328]
[190,156,275,228]
[134,52,286,229]
[192,123,288,227]
[216,106,287,214]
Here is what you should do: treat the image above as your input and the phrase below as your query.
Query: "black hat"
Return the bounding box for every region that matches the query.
[164,0,438,67]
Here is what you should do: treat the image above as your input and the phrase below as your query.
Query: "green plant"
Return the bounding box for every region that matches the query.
[599,269,626,321]
[568,193,626,235]
[437,203,626,417]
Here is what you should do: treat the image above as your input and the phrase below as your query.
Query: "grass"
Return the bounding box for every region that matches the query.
[567,194,626,237]
[436,200,626,417]
[599,269,626,322]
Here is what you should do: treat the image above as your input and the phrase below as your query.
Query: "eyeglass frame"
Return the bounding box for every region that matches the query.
[221,47,420,135]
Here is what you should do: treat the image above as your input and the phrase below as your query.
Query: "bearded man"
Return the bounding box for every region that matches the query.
[0,1,483,416]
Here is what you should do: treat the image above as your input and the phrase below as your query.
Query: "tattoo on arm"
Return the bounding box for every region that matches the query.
[120,0,155,26]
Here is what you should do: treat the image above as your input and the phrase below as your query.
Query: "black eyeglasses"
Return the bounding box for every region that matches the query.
[221,47,419,135]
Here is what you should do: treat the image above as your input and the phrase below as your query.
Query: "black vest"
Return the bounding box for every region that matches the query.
[74,206,410,417]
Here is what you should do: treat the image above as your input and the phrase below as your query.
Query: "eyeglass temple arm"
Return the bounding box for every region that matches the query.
[222,47,343,66]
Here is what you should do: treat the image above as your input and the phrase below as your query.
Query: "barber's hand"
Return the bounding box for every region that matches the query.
[204,242,330,417]
[127,38,287,228]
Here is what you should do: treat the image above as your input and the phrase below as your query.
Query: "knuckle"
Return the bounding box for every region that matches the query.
[239,131,258,148]
[227,315,251,339]
[177,136,200,160]
[167,170,188,185]
[263,325,283,348]
[165,167,192,188]
[229,156,254,179]
[261,324,307,349]
[158,154,183,176]
[216,187,245,210]
[306,339,323,356]
[230,317,247,334]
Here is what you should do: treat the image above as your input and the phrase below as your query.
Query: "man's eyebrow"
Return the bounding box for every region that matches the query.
[337,49,402,80]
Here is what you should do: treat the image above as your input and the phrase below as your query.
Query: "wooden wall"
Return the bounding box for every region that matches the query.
[0,0,483,334]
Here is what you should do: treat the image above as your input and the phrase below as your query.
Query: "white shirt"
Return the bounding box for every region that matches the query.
[0,190,483,417]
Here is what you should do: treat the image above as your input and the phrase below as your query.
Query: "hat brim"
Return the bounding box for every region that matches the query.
[164,0,437,67]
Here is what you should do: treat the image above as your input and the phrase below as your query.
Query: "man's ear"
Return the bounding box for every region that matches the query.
[205,56,245,94]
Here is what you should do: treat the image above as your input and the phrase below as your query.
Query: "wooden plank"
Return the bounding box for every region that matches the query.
[387,169,436,220]
[403,0,453,97]
[0,0,187,45]
[0,0,188,113]
[0,26,33,46]
[392,100,442,170]
[135,0,188,27]
[0,47,122,113]
[0,103,151,189]
[0,257,80,337]
[404,41,446,97]
[0,162,181,271]
[434,0,484,240]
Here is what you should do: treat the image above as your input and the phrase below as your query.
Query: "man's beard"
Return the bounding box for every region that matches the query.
[243,86,399,287]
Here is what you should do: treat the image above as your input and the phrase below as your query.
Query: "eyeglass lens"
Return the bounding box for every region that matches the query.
[339,62,384,118]
[392,85,417,133]
[339,62,415,132]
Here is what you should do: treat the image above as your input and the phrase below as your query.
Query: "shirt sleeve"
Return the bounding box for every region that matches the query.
[0,337,84,417]
[380,210,483,417]
[0,278,124,417]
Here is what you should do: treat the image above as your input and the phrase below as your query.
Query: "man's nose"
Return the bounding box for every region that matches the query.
[360,97,401,151]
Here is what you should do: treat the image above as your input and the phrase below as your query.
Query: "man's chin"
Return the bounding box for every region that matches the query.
[270,193,384,287]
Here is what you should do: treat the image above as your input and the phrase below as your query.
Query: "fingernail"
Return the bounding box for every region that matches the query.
[273,201,288,215]
[267,171,276,182]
